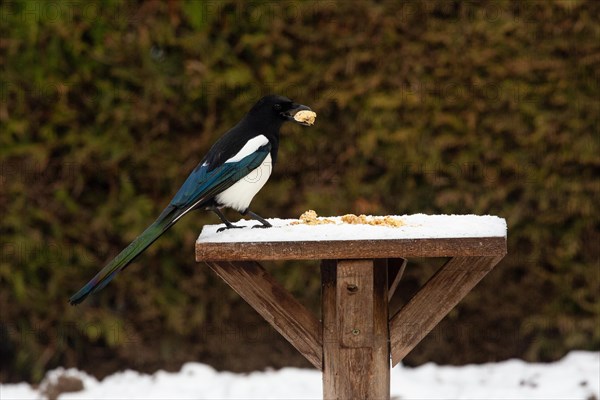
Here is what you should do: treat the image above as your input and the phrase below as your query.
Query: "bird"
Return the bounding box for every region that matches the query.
[69,95,314,305]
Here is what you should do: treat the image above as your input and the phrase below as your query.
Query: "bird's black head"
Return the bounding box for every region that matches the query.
[248,95,314,127]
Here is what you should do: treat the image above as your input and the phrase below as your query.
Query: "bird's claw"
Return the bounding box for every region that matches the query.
[251,224,272,229]
[217,225,244,232]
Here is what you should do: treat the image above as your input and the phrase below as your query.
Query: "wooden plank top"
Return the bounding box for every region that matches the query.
[196,214,507,261]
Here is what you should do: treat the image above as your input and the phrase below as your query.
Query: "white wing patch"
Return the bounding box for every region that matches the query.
[225,135,269,163]
[215,153,272,212]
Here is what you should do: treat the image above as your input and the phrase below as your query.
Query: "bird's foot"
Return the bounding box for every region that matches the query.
[251,223,272,229]
[217,225,244,232]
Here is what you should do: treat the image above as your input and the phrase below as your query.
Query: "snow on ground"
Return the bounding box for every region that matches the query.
[197,214,507,243]
[2,351,597,400]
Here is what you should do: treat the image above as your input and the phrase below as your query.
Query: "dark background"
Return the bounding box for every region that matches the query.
[1,0,598,383]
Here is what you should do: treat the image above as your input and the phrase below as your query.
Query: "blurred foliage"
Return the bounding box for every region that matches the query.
[1,0,599,383]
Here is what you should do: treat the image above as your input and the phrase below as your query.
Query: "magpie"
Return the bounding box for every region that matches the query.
[69,95,314,305]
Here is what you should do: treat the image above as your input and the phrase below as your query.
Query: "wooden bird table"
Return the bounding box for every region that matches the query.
[196,215,507,399]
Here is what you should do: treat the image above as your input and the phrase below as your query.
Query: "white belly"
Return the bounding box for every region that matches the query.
[215,153,272,212]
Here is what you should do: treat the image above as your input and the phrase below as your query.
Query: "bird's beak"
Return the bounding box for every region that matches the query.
[281,103,314,126]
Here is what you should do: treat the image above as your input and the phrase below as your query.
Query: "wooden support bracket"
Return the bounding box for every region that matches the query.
[389,255,503,366]
[206,261,323,370]
[387,258,407,301]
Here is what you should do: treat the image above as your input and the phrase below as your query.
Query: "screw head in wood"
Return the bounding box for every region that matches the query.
[351,329,360,335]
[346,284,358,293]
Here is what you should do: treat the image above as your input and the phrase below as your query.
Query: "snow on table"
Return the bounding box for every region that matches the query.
[197,214,507,244]
[195,214,507,261]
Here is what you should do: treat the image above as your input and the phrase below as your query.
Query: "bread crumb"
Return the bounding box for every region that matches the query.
[293,110,317,125]
[291,210,404,227]
[291,210,335,225]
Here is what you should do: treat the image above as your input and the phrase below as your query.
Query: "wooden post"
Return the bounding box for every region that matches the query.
[322,259,389,399]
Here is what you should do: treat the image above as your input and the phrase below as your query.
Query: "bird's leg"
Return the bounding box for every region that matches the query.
[211,207,243,232]
[241,209,273,229]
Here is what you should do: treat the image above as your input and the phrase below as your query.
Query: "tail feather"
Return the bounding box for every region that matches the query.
[69,215,174,305]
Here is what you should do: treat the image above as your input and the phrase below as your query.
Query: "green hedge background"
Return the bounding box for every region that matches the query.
[1,0,598,383]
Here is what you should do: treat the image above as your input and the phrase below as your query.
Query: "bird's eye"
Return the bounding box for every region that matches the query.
[273,104,282,111]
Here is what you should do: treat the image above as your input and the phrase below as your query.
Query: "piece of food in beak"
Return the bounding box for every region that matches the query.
[293,110,317,126]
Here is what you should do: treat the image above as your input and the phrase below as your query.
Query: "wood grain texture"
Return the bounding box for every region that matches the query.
[206,261,322,370]
[337,260,374,347]
[321,259,390,400]
[389,255,503,366]
[196,237,506,261]
[372,259,391,398]
[321,260,339,400]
